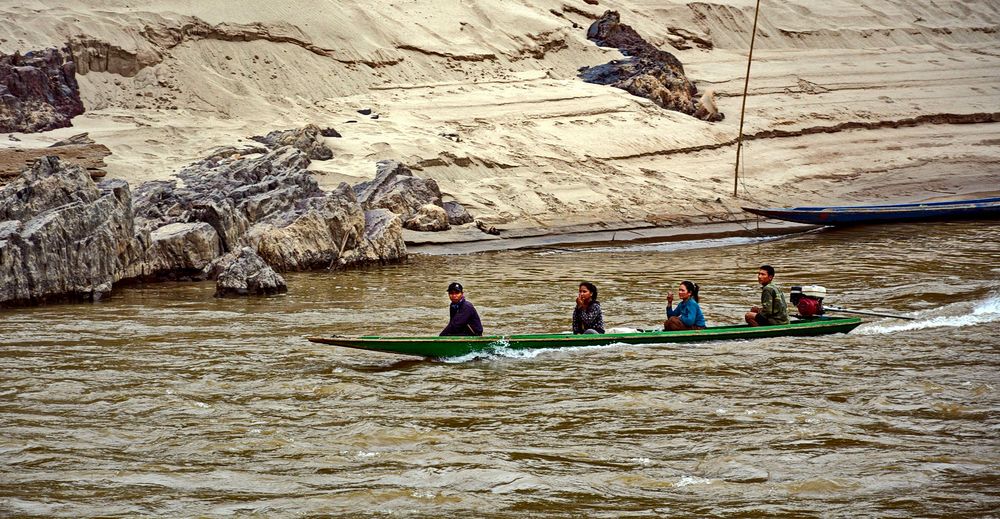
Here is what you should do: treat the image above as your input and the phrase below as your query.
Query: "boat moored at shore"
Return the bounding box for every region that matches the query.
[742,197,1000,226]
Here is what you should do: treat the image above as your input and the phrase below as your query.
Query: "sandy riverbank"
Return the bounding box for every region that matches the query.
[2,0,999,250]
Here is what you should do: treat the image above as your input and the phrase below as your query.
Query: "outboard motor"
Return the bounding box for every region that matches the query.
[790,285,826,317]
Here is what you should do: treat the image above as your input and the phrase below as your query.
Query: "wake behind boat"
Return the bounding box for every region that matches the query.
[306,316,862,359]
[742,197,1000,225]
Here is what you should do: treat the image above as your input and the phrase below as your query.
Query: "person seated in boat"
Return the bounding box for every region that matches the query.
[573,281,605,334]
[664,280,706,331]
[745,264,789,327]
[440,282,484,336]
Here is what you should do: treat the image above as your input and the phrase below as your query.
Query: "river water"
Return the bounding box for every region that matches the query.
[2,222,999,517]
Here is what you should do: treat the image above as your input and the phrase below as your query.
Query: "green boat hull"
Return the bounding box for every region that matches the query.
[307,316,863,359]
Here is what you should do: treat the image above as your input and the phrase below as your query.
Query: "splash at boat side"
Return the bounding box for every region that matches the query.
[857,294,1000,335]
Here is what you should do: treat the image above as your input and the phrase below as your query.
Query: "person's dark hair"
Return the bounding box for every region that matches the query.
[681,280,700,302]
[760,264,775,277]
[579,281,598,303]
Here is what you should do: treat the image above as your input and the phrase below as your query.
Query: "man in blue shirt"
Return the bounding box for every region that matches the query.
[440,282,484,336]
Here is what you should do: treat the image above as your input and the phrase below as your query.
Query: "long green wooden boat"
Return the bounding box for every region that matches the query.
[307,316,862,359]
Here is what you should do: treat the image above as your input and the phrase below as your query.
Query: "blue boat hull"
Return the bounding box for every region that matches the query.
[743,197,1000,225]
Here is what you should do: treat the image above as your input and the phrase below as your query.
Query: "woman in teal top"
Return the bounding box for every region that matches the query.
[664,280,706,330]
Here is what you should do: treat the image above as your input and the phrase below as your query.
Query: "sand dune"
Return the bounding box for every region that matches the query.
[2,0,998,239]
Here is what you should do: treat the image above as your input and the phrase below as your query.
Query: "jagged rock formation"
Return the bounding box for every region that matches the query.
[49,133,94,146]
[0,139,410,307]
[133,140,406,273]
[213,246,287,297]
[353,160,475,231]
[581,11,722,122]
[353,160,443,216]
[406,204,450,232]
[443,201,474,226]
[355,208,406,262]
[146,222,221,279]
[0,156,146,306]
[0,47,85,133]
[250,124,334,161]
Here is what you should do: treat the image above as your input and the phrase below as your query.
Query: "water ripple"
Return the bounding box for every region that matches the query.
[1,222,998,516]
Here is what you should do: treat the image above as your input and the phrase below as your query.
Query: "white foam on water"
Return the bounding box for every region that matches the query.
[675,475,714,487]
[857,294,1000,335]
[491,341,626,361]
[440,338,628,363]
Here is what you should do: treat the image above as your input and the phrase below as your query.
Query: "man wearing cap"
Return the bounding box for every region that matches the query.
[440,282,484,336]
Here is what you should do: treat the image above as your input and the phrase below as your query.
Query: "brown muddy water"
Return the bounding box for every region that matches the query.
[2,222,999,517]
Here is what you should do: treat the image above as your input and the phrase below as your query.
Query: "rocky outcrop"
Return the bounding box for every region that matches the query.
[146,222,221,279]
[0,156,146,306]
[0,48,85,133]
[250,124,334,160]
[249,183,368,271]
[199,144,270,163]
[0,138,410,307]
[354,159,475,231]
[133,143,406,273]
[581,11,722,122]
[351,208,407,263]
[0,133,110,184]
[213,247,287,297]
[49,133,95,147]
[405,203,450,232]
[443,201,474,226]
[354,160,442,215]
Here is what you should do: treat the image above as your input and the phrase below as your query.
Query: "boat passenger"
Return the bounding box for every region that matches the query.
[573,281,605,334]
[745,264,789,326]
[440,282,484,336]
[664,280,706,331]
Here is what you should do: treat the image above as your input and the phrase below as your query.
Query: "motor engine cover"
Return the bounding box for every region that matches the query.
[797,297,823,317]
[791,285,826,317]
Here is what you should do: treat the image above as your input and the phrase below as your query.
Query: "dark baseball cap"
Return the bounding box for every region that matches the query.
[446,282,463,293]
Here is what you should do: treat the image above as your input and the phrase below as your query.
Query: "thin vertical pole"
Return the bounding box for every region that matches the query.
[734,0,762,198]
